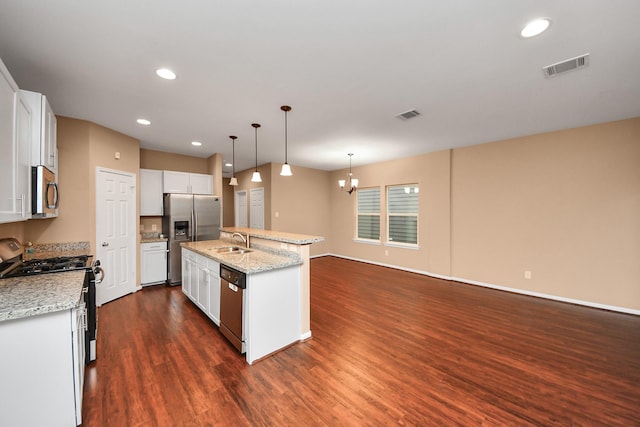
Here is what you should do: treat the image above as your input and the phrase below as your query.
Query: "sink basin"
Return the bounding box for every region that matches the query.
[213,246,253,254]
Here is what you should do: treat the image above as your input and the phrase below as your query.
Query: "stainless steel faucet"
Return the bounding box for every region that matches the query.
[231,232,249,248]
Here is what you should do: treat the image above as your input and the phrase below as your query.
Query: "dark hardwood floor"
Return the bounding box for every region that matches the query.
[82,256,640,426]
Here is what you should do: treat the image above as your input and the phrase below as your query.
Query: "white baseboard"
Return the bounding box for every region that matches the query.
[324,253,640,316]
[300,331,312,341]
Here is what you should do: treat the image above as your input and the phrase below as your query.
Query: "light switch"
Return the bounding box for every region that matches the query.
[115,151,121,159]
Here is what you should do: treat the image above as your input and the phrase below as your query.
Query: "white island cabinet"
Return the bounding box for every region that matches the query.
[244,265,300,364]
[181,241,306,364]
[182,247,221,325]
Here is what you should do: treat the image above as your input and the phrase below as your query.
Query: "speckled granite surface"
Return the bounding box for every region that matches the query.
[0,270,86,322]
[140,237,168,243]
[24,241,92,261]
[181,240,302,274]
[220,227,324,245]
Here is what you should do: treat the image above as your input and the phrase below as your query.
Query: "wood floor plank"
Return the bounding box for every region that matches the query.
[81,256,640,426]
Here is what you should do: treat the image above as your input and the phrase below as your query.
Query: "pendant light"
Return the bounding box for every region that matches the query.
[280,105,293,176]
[251,123,262,183]
[229,135,238,186]
[338,153,358,194]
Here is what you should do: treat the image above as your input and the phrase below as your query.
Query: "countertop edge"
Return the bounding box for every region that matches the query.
[220,227,324,245]
[181,240,302,274]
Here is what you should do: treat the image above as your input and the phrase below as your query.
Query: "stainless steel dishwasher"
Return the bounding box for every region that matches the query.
[219,264,246,353]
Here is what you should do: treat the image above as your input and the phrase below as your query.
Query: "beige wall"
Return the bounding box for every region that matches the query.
[328,150,451,274]
[20,117,140,279]
[270,162,331,256]
[3,115,638,312]
[140,149,209,173]
[451,118,640,310]
[328,117,640,311]
[23,117,93,246]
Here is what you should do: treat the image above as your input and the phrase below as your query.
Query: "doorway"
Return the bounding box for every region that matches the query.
[96,167,136,305]
[235,190,247,227]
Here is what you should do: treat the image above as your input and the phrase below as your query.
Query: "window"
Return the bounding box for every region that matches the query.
[357,187,380,241]
[387,185,419,245]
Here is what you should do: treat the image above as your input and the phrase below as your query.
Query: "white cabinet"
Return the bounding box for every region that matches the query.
[0,57,31,224]
[182,248,194,297]
[206,259,221,325]
[163,170,213,194]
[181,248,221,325]
[0,307,85,426]
[21,89,57,173]
[141,241,168,285]
[140,169,163,216]
[189,172,214,194]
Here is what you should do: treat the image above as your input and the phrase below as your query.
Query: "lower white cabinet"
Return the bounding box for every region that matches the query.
[0,306,86,426]
[181,248,220,325]
[141,241,168,285]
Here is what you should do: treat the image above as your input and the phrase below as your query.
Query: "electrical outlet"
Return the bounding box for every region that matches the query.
[524,270,532,279]
[151,224,157,231]
[385,250,389,256]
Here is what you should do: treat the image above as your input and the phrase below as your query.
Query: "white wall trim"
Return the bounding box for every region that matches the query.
[300,331,312,341]
[323,254,640,316]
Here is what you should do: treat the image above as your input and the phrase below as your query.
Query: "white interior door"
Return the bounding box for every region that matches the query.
[96,168,136,305]
[250,187,264,230]
[235,190,248,227]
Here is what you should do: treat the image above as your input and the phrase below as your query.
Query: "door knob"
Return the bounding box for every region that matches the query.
[101,242,109,247]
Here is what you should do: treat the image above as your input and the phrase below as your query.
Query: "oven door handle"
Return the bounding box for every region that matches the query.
[93,266,105,284]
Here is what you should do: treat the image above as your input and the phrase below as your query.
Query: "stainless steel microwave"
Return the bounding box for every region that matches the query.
[31,165,59,218]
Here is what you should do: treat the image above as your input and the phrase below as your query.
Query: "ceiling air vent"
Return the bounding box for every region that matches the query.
[396,109,420,120]
[543,53,590,78]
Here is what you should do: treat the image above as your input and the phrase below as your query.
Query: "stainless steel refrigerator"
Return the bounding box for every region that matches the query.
[162,193,221,285]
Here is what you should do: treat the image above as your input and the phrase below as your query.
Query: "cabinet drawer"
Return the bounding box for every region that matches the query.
[142,242,167,251]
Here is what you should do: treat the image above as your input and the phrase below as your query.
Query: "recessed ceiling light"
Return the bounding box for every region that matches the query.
[225,162,232,167]
[136,118,151,126]
[521,18,551,38]
[191,141,202,146]
[156,68,176,80]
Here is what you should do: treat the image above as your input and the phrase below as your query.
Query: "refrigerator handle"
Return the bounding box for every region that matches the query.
[192,210,197,242]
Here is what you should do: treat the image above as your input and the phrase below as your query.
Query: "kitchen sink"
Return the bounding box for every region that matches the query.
[213,246,253,254]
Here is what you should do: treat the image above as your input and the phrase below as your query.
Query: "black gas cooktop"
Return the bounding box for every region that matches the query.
[0,255,93,278]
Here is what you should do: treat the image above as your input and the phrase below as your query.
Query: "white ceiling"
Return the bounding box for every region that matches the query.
[1,1,639,176]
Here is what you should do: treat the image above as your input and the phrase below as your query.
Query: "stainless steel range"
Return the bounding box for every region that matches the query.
[0,238,103,364]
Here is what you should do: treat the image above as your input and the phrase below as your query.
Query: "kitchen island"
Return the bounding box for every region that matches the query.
[220,227,324,340]
[182,229,323,364]
[0,270,87,426]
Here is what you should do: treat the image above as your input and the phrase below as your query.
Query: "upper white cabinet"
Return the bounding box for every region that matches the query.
[140,169,163,216]
[21,89,57,173]
[163,170,213,195]
[0,57,32,224]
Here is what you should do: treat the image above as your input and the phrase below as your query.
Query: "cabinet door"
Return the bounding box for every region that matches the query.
[0,58,18,222]
[207,259,221,325]
[181,250,192,297]
[163,170,190,193]
[72,306,86,424]
[189,172,213,195]
[189,255,200,303]
[140,169,163,215]
[141,242,168,285]
[15,92,32,219]
[197,262,210,313]
[42,97,57,173]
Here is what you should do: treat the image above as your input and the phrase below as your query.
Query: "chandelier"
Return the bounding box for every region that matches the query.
[338,153,358,194]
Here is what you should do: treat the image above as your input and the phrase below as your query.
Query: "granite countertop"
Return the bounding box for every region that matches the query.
[181,240,302,274]
[141,237,168,243]
[0,270,86,322]
[220,227,324,245]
